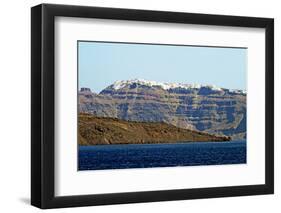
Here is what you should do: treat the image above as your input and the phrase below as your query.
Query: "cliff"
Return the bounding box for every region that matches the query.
[79,79,246,140]
[79,113,230,145]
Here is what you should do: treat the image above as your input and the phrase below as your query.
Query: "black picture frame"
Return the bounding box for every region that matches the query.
[31,3,274,209]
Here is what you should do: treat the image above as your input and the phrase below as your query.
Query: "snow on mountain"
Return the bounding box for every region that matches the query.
[110,78,246,94]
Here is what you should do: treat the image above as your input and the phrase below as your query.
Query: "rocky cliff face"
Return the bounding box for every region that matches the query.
[79,79,246,140]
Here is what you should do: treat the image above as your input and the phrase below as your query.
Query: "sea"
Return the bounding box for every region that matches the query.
[78,141,246,170]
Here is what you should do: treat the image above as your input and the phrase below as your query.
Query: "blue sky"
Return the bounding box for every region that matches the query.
[78,41,247,93]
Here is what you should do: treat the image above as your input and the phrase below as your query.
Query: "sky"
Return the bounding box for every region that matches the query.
[78,41,247,93]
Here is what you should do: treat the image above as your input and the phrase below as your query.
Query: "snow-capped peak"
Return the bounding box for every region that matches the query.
[111,78,224,91]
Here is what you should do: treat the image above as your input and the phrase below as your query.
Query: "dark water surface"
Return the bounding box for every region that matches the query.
[78,141,246,170]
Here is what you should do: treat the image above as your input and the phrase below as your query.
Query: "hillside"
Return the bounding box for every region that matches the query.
[78,113,230,145]
[79,79,246,140]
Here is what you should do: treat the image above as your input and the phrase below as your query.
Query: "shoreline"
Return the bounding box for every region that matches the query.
[79,140,247,147]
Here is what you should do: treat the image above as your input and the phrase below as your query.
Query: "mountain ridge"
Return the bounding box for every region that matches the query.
[106,79,246,94]
[79,79,247,140]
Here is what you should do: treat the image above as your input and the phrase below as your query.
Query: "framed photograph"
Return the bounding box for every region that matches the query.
[31,4,274,209]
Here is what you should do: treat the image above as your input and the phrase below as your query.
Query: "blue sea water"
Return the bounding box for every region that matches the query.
[78,141,246,170]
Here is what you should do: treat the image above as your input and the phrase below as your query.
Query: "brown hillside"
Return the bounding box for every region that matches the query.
[78,113,231,145]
